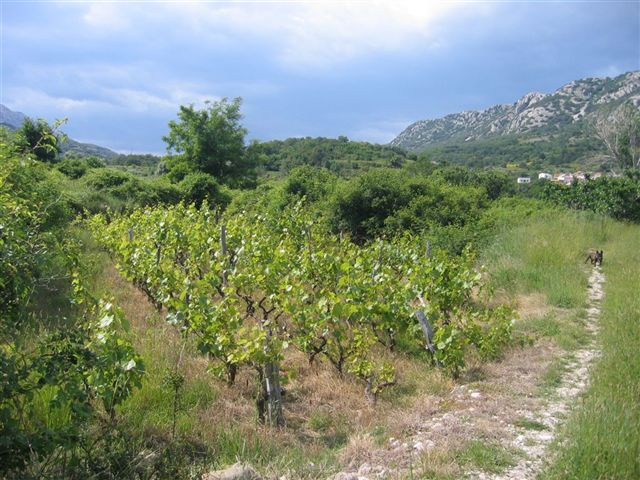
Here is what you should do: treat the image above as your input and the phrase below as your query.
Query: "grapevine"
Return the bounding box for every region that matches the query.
[88,201,515,422]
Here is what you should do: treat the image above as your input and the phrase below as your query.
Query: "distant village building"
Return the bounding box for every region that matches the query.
[538,172,552,180]
[517,177,531,184]
[554,173,574,185]
[549,171,604,185]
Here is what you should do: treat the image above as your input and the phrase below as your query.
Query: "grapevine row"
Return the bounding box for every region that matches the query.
[88,202,514,426]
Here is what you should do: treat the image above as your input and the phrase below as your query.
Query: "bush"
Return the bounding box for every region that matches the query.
[388,182,488,231]
[329,169,415,241]
[16,118,60,163]
[80,168,181,212]
[179,172,231,208]
[56,157,88,178]
[85,169,132,190]
[165,158,195,182]
[329,169,490,246]
[84,156,106,168]
[540,173,640,222]
[283,165,338,203]
[0,147,72,318]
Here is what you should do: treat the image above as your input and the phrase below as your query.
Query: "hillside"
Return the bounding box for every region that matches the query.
[0,104,28,129]
[0,103,118,160]
[251,136,415,176]
[391,71,640,158]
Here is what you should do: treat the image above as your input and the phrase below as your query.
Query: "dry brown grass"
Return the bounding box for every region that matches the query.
[97,257,569,478]
[98,261,442,468]
[517,292,551,320]
[416,440,461,478]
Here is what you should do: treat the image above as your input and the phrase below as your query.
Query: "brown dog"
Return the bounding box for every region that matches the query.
[585,250,603,266]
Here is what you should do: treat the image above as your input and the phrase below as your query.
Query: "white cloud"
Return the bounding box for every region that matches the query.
[271,2,460,69]
[349,119,413,144]
[5,87,112,114]
[83,3,130,30]
[103,86,220,112]
[4,84,221,118]
[76,1,479,70]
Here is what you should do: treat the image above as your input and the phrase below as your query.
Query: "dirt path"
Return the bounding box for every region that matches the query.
[469,266,604,480]
[329,267,605,480]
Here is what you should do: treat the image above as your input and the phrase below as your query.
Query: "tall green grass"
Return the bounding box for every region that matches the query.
[483,209,640,479]
[483,211,613,308]
[542,221,640,480]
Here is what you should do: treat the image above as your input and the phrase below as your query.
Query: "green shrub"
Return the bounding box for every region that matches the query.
[85,168,132,190]
[56,157,88,178]
[540,172,640,222]
[81,168,181,210]
[179,172,231,208]
[283,165,338,203]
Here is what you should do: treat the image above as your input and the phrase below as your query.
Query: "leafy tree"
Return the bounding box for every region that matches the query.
[330,169,413,242]
[17,118,63,163]
[163,98,256,188]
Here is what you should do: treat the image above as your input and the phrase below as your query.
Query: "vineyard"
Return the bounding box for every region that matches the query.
[88,202,515,427]
[4,124,638,477]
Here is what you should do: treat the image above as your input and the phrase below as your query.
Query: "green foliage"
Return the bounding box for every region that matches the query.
[432,324,465,377]
[283,165,338,203]
[84,155,106,168]
[163,98,256,188]
[88,202,515,417]
[329,169,492,251]
[85,168,131,190]
[539,172,640,222]
[165,157,195,182]
[0,141,144,475]
[329,169,417,241]
[430,166,516,200]
[179,172,231,208]
[79,168,181,212]
[0,142,72,319]
[110,153,161,168]
[1,296,144,474]
[248,135,415,175]
[16,117,63,163]
[56,157,89,178]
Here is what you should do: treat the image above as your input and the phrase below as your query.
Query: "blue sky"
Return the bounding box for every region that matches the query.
[1,1,639,154]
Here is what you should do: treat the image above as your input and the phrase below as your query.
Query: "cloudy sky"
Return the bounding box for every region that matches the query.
[1,1,638,153]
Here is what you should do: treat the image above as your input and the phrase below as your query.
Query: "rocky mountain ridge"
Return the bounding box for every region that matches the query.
[391,71,640,152]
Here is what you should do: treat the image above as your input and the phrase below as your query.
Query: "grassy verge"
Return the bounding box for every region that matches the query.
[75,207,639,478]
[482,209,640,479]
[455,440,519,474]
[483,210,611,309]
[541,221,640,480]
